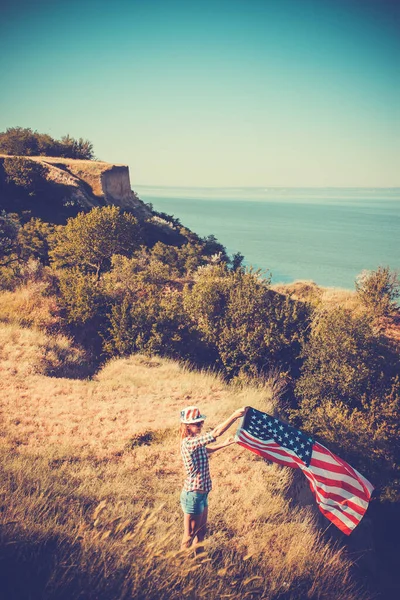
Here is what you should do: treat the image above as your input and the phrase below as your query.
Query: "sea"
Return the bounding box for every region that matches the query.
[135,186,400,290]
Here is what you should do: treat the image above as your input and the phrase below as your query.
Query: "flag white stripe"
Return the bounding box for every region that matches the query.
[263,449,299,466]
[351,466,375,494]
[237,431,275,447]
[240,431,366,497]
[304,467,369,504]
[312,449,341,465]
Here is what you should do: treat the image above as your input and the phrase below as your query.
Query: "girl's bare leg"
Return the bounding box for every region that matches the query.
[181,512,203,549]
[192,506,208,554]
[193,506,208,545]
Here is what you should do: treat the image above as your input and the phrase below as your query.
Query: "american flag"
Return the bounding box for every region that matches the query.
[235,407,374,535]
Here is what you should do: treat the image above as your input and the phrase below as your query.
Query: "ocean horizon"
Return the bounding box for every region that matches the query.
[135,186,400,290]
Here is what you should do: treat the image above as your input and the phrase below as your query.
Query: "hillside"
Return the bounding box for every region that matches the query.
[0,320,373,600]
[0,155,151,222]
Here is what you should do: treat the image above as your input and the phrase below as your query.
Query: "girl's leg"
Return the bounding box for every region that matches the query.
[192,505,208,554]
[193,505,208,545]
[181,512,203,550]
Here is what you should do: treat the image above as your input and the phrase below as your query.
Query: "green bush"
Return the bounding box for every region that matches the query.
[50,206,142,277]
[184,265,310,379]
[57,268,107,326]
[293,379,400,499]
[295,307,384,415]
[104,285,209,363]
[103,252,176,293]
[2,157,46,197]
[17,218,54,264]
[0,212,20,266]
[0,126,95,160]
[0,127,39,155]
[356,266,400,318]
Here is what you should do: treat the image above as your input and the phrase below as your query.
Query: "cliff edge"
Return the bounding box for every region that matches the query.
[0,155,151,222]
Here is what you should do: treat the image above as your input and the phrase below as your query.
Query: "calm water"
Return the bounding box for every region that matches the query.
[135,186,400,290]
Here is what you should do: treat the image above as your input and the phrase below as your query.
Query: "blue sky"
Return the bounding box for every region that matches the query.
[0,0,399,187]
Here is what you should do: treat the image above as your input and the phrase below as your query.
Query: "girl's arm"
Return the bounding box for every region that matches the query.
[211,407,247,439]
[206,435,236,454]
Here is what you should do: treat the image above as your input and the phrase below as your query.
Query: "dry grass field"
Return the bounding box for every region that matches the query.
[0,316,372,600]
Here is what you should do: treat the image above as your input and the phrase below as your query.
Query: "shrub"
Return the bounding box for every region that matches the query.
[184,266,310,379]
[2,157,46,197]
[103,252,176,295]
[17,218,54,264]
[0,211,20,267]
[57,268,107,326]
[356,266,400,318]
[50,206,142,277]
[104,285,209,363]
[0,126,39,155]
[293,379,400,500]
[150,240,221,276]
[295,307,385,415]
[59,134,94,160]
[0,126,95,159]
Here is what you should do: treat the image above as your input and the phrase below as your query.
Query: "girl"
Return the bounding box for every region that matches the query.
[179,405,247,550]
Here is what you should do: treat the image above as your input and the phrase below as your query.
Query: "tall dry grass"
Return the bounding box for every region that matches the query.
[272,280,363,314]
[0,282,61,331]
[0,321,370,599]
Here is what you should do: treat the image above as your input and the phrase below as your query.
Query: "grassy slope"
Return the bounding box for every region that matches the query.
[0,316,370,600]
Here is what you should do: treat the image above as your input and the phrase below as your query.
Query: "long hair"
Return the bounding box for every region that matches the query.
[180,423,191,440]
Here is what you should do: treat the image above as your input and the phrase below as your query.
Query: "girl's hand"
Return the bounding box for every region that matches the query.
[232,406,248,420]
[225,435,236,446]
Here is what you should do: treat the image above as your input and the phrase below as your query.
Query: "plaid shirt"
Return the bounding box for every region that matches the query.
[181,431,216,492]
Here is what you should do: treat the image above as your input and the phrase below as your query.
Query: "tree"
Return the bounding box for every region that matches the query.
[0,126,95,159]
[50,206,142,277]
[231,251,244,271]
[0,211,20,266]
[0,127,39,155]
[60,135,94,160]
[356,266,400,318]
[17,218,54,264]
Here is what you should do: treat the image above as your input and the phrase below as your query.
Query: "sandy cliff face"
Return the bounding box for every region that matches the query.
[39,157,151,219]
[101,165,140,208]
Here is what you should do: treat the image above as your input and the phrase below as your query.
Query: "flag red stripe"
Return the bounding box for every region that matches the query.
[237,441,297,468]
[304,468,370,503]
[236,432,300,467]
[308,483,366,516]
[237,431,301,460]
[321,444,374,494]
[317,505,353,535]
[310,489,362,527]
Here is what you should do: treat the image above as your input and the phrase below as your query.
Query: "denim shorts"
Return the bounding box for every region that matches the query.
[180,490,209,515]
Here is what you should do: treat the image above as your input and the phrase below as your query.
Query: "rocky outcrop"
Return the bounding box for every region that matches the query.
[39,157,151,219]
